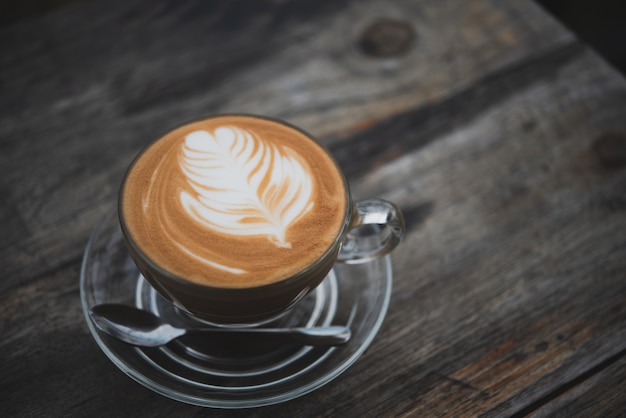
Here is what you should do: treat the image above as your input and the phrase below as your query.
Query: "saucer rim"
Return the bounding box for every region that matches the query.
[80,209,392,408]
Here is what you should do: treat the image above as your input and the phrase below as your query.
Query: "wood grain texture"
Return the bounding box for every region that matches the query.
[0,0,574,292]
[530,356,626,417]
[356,48,626,417]
[1,0,625,416]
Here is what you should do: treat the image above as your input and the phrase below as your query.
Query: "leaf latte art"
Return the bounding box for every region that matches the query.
[120,115,347,288]
[179,127,314,248]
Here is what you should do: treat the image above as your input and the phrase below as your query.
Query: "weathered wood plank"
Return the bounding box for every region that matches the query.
[530,356,626,417]
[0,0,573,291]
[346,49,626,416]
[2,46,624,418]
[2,0,626,416]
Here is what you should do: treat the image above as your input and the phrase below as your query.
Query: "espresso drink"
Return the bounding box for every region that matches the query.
[120,115,347,289]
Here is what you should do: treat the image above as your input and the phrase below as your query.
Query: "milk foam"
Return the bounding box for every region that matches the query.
[179,126,314,249]
[121,115,347,288]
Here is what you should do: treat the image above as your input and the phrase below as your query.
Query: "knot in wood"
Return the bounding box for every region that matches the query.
[592,132,626,168]
[358,18,415,57]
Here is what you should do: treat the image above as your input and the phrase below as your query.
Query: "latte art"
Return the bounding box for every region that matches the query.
[179,126,314,249]
[120,115,347,288]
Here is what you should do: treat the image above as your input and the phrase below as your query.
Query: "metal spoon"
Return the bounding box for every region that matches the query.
[89,304,351,347]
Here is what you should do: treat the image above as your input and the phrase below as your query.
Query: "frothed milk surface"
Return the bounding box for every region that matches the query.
[121,115,347,288]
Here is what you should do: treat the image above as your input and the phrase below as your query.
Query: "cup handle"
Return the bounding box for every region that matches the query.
[337,198,405,264]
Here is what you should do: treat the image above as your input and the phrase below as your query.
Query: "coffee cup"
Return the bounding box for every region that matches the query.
[119,114,404,324]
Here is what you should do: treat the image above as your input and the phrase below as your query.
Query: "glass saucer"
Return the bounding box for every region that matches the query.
[80,209,392,408]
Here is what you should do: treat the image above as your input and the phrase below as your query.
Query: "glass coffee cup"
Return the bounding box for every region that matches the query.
[119,114,404,325]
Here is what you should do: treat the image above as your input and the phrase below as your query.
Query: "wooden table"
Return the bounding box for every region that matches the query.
[2,0,625,416]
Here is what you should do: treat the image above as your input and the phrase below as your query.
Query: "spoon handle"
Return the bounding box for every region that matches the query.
[186,326,351,346]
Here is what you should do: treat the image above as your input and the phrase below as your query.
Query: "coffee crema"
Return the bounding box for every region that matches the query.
[120,115,348,288]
